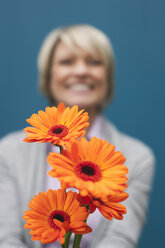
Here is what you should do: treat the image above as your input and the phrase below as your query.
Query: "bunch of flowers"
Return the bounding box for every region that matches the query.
[23,103,129,248]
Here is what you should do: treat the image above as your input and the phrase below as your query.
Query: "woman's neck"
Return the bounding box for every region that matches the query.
[84,107,98,133]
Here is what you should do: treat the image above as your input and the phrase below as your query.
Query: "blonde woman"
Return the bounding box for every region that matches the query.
[0,25,155,248]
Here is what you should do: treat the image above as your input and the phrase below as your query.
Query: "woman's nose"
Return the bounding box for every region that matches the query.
[73,60,89,76]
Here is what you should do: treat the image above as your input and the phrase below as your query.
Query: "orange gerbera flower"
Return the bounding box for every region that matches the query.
[23,189,92,245]
[24,103,89,147]
[47,137,128,200]
[78,191,129,220]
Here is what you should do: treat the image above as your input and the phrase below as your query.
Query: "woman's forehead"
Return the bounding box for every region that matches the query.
[54,41,103,59]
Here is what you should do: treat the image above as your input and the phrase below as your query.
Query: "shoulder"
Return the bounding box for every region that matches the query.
[0,130,25,146]
[0,130,25,154]
[103,119,155,172]
[0,130,31,154]
[0,130,45,165]
[119,129,154,160]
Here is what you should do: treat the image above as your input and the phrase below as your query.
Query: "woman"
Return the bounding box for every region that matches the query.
[0,25,155,248]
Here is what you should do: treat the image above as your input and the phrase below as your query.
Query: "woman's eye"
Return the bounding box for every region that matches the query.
[59,59,73,65]
[88,60,103,65]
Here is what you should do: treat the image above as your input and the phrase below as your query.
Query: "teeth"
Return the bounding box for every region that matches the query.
[70,84,90,91]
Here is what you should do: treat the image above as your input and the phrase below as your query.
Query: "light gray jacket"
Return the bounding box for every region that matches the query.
[0,120,155,248]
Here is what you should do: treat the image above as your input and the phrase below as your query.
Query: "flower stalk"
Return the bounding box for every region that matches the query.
[63,232,72,248]
[59,145,63,154]
[73,234,82,248]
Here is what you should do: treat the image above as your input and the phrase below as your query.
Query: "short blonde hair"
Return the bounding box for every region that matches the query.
[37,24,115,108]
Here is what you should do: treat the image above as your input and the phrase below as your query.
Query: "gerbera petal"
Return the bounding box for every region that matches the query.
[38,110,52,127]
[98,206,113,220]
[56,103,66,122]
[47,189,57,209]
[70,223,92,234]
[45,107,57,125]
[109,192,129,202]
[65,105,78,125]
[60,107,70,125]
[63,191,77,212]
[56,189,66,210]
[26,116,47,130]
[108,202,127,213]
[71,208,88,222]
[42,229,60,244]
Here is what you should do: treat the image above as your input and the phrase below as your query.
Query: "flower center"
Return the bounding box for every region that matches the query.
[81,165,95,175]
[48,125,69,139]
[48,210,70,229]
[53,214,64,222]
[75,161,102,182]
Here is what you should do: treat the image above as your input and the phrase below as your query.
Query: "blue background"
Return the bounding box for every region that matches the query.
[0,0,164,247]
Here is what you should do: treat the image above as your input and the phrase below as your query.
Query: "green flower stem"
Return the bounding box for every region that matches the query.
[73,234,82,248]
[59,145,63,154]
[61,232,72,248]
[65,232,72,248]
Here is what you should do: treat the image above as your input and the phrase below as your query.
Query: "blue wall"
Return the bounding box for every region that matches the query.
[0,0,164,246]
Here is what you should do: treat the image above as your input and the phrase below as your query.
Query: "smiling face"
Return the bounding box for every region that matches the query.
[49,42,108,111]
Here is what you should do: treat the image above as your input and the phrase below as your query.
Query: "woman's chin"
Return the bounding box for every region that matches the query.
[68,99,94,107]
[55,95,100,110]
